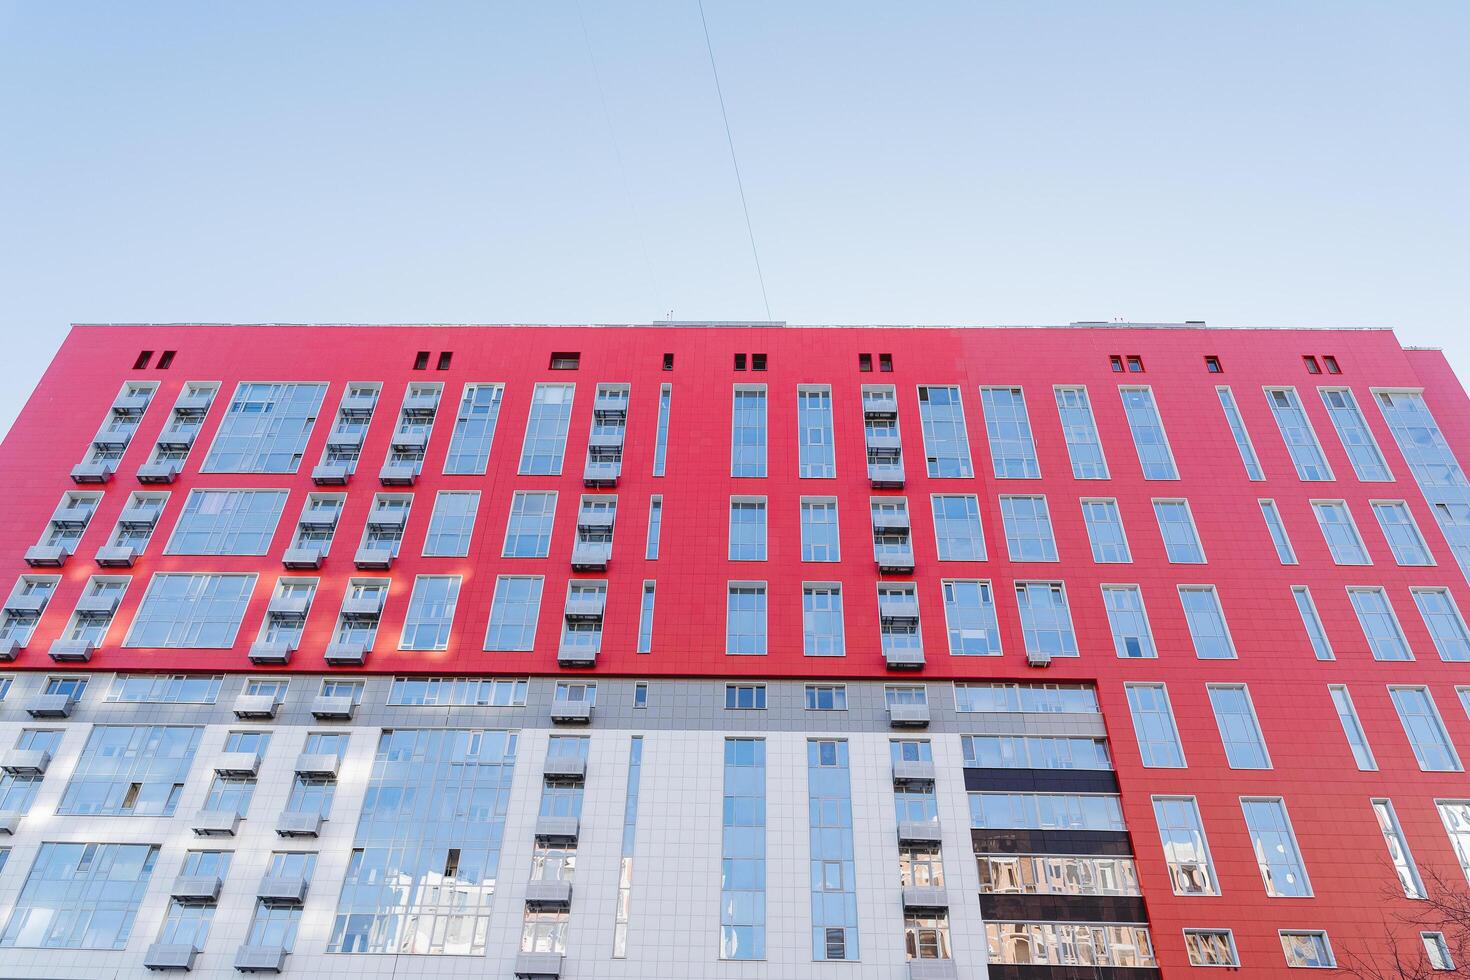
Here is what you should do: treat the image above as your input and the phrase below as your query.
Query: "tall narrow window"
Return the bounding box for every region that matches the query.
[1266,387,1333,481]
[1217,387,1264,480]
[1120,387,1178,479]
[636,582,656,653]
[519,383,575,475]
[1376,390,1470,581]
[1312,501,1370,564]
[1001,495,1057,561]
[720,739,765,960]
[942,580,1001,656]
[1373,501,1433,566]
[802,584,846,656]
[1081,498,1131,563]
[1126,684,1185,767]
[1179,586,1236,659]
[1259,500,1297,564]
[1321,388,1391,481]
[728,499,768,561]
[1153,499,1205,563]
[612,737,643,957]
[1152,797,1219,895]
[806,740,858,961]
[645,496,662,560]
[980,387,1039,478]
[930,495,985,561]
[652,384,671,476]
[1054,386,1108,479]
[1436,801,1470,882]
[726,584,767,656]
[916,386,973,478]
[1329,685,1377,770]
[1241,798,1312,897]
[797,386,836,478]
[1293,587,1335,660]
[1390,687,1461,771]
[1014,582,1077,658]
[1372,799,1426,899]
[800,498,840,562]
[443,383,504,474]
[1208,685,1272,769]
[1102,585,1156,659]
[1349,588,1412,661]
[731,387,767,478]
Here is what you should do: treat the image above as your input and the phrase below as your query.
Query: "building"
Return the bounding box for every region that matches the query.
[0,321,1466,979]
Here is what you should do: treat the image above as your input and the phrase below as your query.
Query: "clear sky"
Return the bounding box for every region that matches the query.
[1,2,1466,432]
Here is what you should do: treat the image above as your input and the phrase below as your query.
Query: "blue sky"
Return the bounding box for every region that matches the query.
[0,2,1466,431]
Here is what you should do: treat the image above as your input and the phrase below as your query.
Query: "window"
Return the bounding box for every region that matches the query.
[726,687,770,708]
[423,491,479,557]
[662,352,674,370]
[1243,798,1312,897]
[399,576,460,650]
[733,353,746,370]
[1376,390,1470,580]
[549,351,579,370]
[108,674,223,703]
[726,583,767,655]
[879,583,923,662]
[1260,500,1297,563]
[1081,499,1131,563]
[871,498,913,568]
[751,354,767,372]
[1413,588,1470,661]
[1185,929,1239,967]
[652,384,671,476]
[1349,588,1412,660]
[413,350,430,370]
[800,498,840,561]
[504,492,556,558]
[1391,687,1461,771]
[1324,355,1341,374]
[1208,685,1272,768]
[858,353,873,372]
[802,584,845,657]
[954,682,1097,714]
[720,738,765,960]
[203,382,326,473]
[1125,684,1184,767]
[1204,355,1223,373]
[1281,931,1334,968]
[1053,386,1108,479]
[633,682,648,708]
[797,386,836,478]
[519,382,574,474]
[1154,499,1205,563]
[435,352,452,370]
[1312,501,1369,564]
[1217,387,1264,480]
[1423,933,1455,971]
[887,685,928,709]
[0,843,160,949]
[443,384,504,474]
[1001,495,1057,561]
[930,494,984,560]
[1152,797,1219,895]
[1372,799,1426,899]
[1267,387,1333,481]
[1439,801,1470,882]
[165,489,287,555]
[1120,387,1178,479]
[1180,586,1236,659]
[125,573,255,648]
[1315,388,1390,481]
[645,496,662,559]
[980,387,1038,478]
[961,735,1110,770]
[942,580,1001,656]
[1294,587,1334,660]
[730,386,767,477]
[59,726,200,816]
[879,353,893,372]
[917,385,973,477]
[728,498,767,560]
[1102,585,1156,659]
[1127,355,1144,372]
[388,677,527,706]
[805,686,847,710]
[1109,355,1124,372]
[969,791,1125,831]
[1328,685,1377,770]
[1304,355,1322,374]
[977,853,1138,896]
[1373,501,1433,565]
[1014,582,1077,657]
[636,582,655,653]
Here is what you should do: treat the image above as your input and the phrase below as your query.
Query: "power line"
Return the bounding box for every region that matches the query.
[697,0,772,321]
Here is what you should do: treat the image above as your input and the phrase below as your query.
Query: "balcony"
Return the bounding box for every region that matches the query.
[143,942,198,972]
[276,811,324,838]
[94,544,138,567]
[266,593,311,620]
[1,749,51,775]
[247,640,294,666]
[901,885,949,910]
[0,815,18,835]
[353,545,394,570]
[171,873,223,902]
[593,390,628,416]
[310,695,355,721]
[884,648,925,671]
[563,594,605,622]
[863,392,899,419]
[867,460,905,489]
[879,594,921,625]
[281,545,324,570]
[3,588,48,616]
[872,511,911,535]
[310,462,349,486]
[534,815,580,840]
[174,390,214,416]
[26,694,75,718]
[234,944,287,973]
[326,429,364,451]
[569,540,611,572]
[48,638,96,663]
[390,429,428,453]
[401,392,439,417]
[866,432,903,454]
[154,428,196,452]
[70,460,114,483]
[295,752,342,779]
[322,641,368,667]
[524,878,573,907]
[513,952,563,979]
[0,639,19,661]
[550,700,592,725]
[215,751,262,778]
[876,550,916,575]
[136,461,179,484]
[341,594,385,619]
[907,960,958,980]
[233,693,281,719]
[543,756,587,780]
[576,511,615,533]
[557,645,597,668]
[257,874,308,905]
[24,544,70,568]
[191,808,241,837]
[92,425,132,452]
[897,820,942,844]
[583,458,620,487]
[887,703,930,728]
[340,392,377,416]
[587,431,624,455]
[74,592,121,617]
[378,463,418,486]
[892,759,936,783]
[112,390,152,416]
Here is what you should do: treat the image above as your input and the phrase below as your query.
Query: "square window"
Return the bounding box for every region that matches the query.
[549,352,580,370]
[156,350,175,369]
[1204,355,1222,373]
[858,353,873,372]
[751,353,767,371]
[1324,355,1341,374]
[1109,355,1124,372]
[734,353,747,371]
[133,350,153,370]
[413,350,430,370]
[879,353,893,372]
[436,352,452,370]
[1126,355,1144,372]
[1303,355,1322,374]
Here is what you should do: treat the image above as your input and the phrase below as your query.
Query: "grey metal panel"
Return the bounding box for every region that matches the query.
[136,461,179,484]
[48,638,95,662]
[1,749,51,775]
[143,942,198,971]
[310,462,349,485]
[234,944,287,972]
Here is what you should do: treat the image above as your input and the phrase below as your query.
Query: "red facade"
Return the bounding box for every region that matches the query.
[4,322,1469,975]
